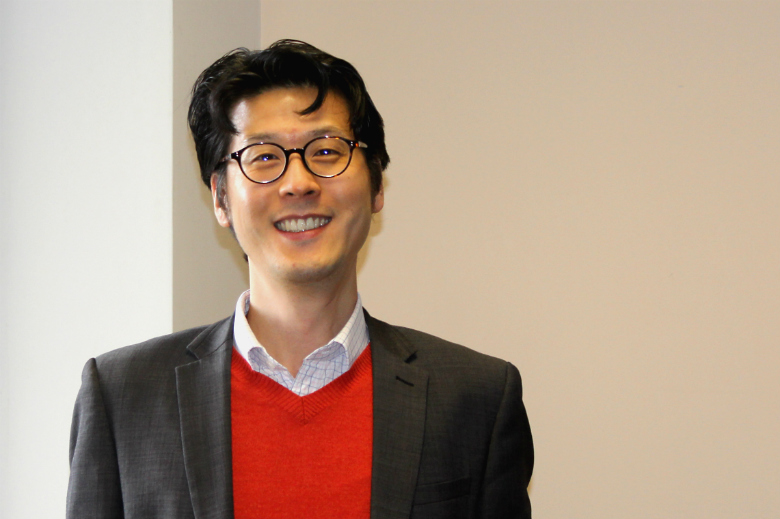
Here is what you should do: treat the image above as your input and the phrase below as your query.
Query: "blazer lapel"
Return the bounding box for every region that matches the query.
[367,312,429,519]
[175,317,234,519]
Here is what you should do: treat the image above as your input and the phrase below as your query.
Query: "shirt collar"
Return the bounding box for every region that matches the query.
[232,290,369,372]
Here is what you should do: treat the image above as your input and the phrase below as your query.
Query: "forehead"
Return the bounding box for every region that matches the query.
[230,87,352,144]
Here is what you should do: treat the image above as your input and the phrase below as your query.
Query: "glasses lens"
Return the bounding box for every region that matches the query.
[305,137,352,177]
[240,144,286,182]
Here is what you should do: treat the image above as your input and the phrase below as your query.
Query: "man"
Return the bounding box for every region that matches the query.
[68,40,533,518]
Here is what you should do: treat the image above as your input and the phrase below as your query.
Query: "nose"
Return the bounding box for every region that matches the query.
[277,152,321,198]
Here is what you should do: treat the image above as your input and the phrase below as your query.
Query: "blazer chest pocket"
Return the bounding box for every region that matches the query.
[411,477,471,519]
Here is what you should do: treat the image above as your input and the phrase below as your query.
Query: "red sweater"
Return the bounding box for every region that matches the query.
[231,346,373,519]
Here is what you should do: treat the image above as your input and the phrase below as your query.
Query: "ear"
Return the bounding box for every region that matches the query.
[210,173,232,228]
[371,183,384,214]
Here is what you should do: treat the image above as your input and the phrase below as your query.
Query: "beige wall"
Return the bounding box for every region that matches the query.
[261,1,780,517]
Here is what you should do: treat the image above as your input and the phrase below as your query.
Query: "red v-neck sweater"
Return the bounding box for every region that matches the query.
[231,346,373,519]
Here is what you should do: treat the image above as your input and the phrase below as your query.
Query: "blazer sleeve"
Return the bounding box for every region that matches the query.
[478,362,534,518]
[67,358,124,519]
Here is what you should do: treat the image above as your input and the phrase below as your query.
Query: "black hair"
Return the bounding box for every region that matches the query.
[187,39,389,199]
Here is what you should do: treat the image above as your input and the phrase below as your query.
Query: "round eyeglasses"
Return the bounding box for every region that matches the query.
[228,136,368,184]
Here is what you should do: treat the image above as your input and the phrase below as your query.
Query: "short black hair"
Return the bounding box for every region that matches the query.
[188,39,389,198]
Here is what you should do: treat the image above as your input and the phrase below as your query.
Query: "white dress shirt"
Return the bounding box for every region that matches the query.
[232,290,370,396]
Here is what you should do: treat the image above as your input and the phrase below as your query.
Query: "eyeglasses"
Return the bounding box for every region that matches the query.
[228,136,368,184]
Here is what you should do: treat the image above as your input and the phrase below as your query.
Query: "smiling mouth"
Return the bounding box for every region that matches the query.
[275,216,331,233]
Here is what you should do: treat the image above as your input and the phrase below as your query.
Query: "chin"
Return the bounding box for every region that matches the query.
[278,261,342,285]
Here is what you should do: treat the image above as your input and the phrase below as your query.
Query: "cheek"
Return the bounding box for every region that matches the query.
[339,167,375,210]
[337,185,373,217]
[224,179,262,231]
[233,202,264,232]
[342,191,376,239]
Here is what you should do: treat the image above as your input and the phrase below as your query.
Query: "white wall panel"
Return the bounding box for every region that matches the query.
[0,2,173,517]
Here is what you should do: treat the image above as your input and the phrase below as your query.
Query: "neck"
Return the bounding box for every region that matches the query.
[245,268,359,377]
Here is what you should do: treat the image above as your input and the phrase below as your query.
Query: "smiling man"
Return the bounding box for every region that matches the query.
[67,40,533,519]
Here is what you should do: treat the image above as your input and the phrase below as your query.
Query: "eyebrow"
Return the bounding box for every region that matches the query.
[243,126,351,144]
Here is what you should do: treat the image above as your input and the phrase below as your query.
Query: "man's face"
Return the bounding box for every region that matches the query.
[211,87,383,286]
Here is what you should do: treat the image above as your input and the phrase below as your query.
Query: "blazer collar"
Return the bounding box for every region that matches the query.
[185,316,233,360]
[366,311,430,519]
[176,316,234,519]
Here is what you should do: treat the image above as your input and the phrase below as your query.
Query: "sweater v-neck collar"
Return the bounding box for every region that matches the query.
[231,345,372,424]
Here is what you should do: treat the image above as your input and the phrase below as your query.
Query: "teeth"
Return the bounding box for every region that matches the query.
[276,217,331,232]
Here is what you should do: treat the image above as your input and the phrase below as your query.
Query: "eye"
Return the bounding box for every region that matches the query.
[242,144,284,168]
[307,138,350,163]
[312,147,344,158]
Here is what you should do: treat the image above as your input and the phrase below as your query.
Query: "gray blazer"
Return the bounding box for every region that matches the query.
[67,311,533,518]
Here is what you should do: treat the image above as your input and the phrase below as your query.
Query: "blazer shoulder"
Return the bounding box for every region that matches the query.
[368,314,514,384]
[92,316,232,377]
